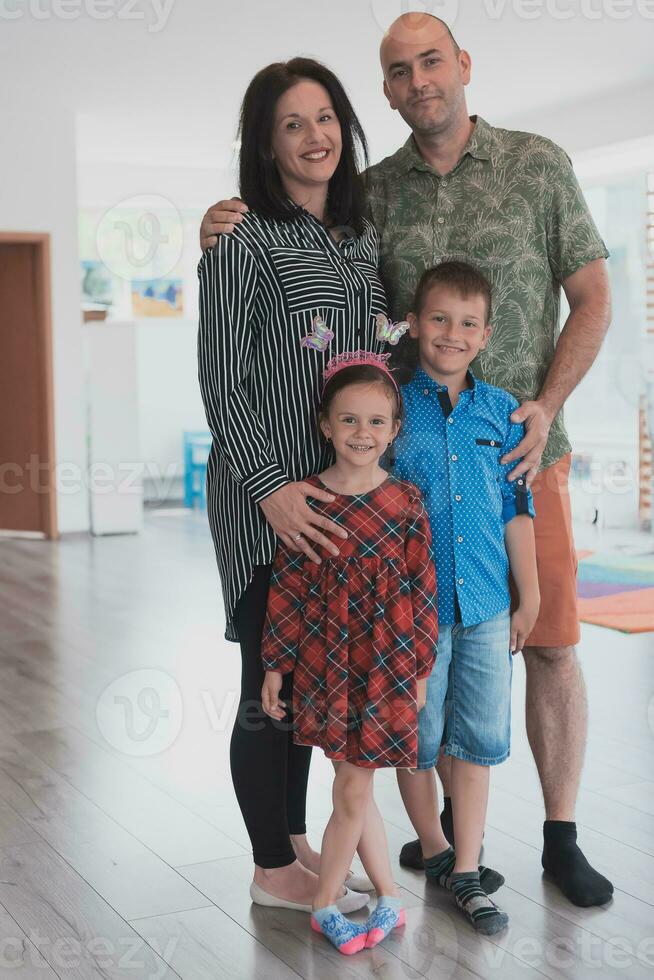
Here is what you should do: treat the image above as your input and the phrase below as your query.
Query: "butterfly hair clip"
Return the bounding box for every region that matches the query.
[375,313,410,346]
[300,314,334,351]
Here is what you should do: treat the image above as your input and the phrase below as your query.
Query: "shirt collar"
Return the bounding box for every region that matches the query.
[411,365,477,402]
[393,115,492,175]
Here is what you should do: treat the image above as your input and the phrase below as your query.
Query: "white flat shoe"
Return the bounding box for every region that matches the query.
[249,880,369,914]
[345,869,375,892]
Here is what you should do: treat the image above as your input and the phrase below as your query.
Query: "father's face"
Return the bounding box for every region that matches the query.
[380,17,470,137]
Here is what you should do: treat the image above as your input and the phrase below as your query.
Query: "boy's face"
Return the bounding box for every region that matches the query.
[408,284,491,380]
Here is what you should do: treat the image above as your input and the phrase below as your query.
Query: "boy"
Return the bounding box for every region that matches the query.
[392,261,540,935]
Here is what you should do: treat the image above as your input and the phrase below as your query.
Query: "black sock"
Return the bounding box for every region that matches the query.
[441,796,454,845]
[542,821,613,907]
[424,845,505,894]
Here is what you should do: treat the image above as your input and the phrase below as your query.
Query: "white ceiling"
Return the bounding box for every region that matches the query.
[4,0,654,168]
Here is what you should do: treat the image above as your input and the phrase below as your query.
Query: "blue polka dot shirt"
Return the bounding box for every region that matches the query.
[392,366,536,627]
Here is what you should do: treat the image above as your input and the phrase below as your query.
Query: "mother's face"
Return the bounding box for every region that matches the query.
[270,79,343,192]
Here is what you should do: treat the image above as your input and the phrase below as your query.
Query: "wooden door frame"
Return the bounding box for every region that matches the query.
[0,232,58,539]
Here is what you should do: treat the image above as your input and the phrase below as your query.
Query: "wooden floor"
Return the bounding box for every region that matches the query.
[0,508,653,979]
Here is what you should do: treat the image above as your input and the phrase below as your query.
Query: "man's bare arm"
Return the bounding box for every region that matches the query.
[538,256,612,420]
[502,257,611,484]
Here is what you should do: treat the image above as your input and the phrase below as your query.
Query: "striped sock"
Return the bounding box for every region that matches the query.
[424,846,505,894]
[310,905,368,955]
[450,871,509,935]
[364,895,406,949]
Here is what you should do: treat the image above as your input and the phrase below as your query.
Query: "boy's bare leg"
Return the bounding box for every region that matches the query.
[436,752,452,797]
[396,768,450,859]
[450,759,488,872]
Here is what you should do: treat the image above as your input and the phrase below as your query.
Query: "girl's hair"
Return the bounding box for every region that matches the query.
[318,364,404,436]
[238,58,369,235]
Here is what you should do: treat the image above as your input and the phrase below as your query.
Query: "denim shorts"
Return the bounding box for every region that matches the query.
[417,608,512,769]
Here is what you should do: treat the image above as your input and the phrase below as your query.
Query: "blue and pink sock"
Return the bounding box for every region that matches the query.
[364,895,405,948]
[310,905,368,955]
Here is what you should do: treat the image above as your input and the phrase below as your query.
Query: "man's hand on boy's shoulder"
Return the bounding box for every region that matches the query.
[200,198,248,250]
[501,398,555,487]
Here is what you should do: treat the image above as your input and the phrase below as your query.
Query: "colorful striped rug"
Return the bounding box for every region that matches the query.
[577,550,654,633]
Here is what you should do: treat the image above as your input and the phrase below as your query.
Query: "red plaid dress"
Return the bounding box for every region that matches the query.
[261,474,438,768]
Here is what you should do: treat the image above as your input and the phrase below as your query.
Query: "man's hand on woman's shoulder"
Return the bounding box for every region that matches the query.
[200,198,249,250]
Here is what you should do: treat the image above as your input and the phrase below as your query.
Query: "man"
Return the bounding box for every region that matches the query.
[199,13,613,907]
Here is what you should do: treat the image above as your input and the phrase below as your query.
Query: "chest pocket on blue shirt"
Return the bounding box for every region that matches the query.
[474,437,504,495]
[475,438,504,448]
[269,247,348,314]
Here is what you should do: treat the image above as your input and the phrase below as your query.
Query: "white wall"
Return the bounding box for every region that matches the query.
[0,99,89,533]
[135,318,207,501]
[503,78,654,155]
[77,165,223,503]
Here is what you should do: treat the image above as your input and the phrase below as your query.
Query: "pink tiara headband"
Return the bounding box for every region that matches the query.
[322,350,399,393]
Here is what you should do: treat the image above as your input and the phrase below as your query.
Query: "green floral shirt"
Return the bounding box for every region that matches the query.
[363,115,609,470]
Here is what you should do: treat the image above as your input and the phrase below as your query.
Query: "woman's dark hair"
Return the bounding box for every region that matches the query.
[318,364,404,435]
[238,58,369,234]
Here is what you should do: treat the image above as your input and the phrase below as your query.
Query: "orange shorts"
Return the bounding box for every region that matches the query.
[509,453,580,649]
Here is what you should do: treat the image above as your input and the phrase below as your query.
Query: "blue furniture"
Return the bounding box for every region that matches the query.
[183,431,212,508]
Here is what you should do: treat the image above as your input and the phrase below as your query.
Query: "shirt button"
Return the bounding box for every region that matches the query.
[458,578,464,585]
[451,454,458,461]
[441,179,448,187]
[423,388,429,396]
[490,440,496,446]
[457,536,463,543]
[447,418,454,424]
[455,494,462,501]
[437,216,445,224]
[518,479,524,485]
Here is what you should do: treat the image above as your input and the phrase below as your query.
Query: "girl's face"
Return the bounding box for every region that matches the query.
[271,79,343,195]
[320,382,400,468]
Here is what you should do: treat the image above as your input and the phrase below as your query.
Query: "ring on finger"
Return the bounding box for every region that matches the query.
[293,532,303,542]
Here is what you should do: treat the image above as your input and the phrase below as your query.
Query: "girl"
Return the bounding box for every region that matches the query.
[261,351,439,954]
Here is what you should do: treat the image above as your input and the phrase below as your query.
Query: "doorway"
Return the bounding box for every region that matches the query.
[0,232,58,539]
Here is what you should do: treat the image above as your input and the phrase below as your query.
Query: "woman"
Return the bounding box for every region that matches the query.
[197,58,388,911]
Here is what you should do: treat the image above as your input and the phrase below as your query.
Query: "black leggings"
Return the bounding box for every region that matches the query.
[230,564,313,868]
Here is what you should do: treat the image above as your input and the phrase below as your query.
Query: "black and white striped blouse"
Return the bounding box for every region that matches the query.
[197,208,388,642]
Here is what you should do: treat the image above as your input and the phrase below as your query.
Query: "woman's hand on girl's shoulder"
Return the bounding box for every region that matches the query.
[259,481,348,564]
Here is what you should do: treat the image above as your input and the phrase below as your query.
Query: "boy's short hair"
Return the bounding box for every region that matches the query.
[413,261,493,322]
